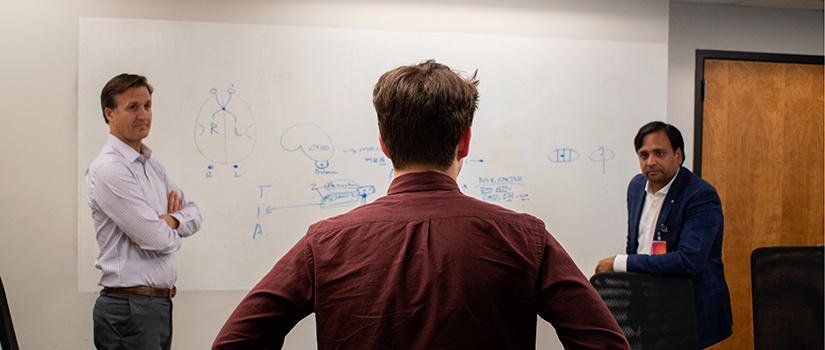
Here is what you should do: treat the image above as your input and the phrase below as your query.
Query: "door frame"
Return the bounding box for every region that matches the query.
[692,49,824,176]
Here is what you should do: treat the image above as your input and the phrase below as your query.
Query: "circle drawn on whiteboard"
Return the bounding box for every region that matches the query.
[280,123,334,169]
[548,148,580,163]
[195,85,257,164]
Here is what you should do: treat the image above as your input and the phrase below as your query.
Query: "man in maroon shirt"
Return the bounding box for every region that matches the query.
[213,60,629,350]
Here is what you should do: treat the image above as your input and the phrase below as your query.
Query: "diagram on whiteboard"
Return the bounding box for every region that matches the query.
[313,180,376,208]
[280,123,334,170]
[195,85,257,164]
[589,146,615,174]
[548,148,580,163]
[547,146,615,174]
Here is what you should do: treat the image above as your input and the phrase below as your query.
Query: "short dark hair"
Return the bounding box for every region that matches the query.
[634,121,685,164]
[373,60,479,171]
[100,73,153,124]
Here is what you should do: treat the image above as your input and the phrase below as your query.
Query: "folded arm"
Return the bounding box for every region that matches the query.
[92,163,182,253]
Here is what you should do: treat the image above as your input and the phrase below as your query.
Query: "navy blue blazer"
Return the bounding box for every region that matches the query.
[626,167,732,348]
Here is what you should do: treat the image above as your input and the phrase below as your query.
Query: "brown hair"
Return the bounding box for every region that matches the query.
[100,73,153,124]
[373,60,479,170]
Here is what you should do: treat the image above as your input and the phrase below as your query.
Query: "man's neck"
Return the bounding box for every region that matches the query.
[393,167,451,180]
[111,133,142,153]
[393,160,462,181]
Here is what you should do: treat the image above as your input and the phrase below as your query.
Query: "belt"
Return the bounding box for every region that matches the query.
[104,286,177,298]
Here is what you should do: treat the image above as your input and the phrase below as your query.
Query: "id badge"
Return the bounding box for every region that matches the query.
[652,241,667,255]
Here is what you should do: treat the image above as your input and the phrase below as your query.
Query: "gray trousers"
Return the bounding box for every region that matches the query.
[93,290,173,350]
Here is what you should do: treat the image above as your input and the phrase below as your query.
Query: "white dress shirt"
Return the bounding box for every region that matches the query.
[613,173,677,272]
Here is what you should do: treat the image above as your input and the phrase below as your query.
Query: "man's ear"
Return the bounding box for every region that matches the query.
[379,135,391,159]
[456,127,471,159]
[104,108,113,123]
[676,148,684,165]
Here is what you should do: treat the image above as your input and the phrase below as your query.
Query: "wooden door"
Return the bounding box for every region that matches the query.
[699,55,824,349]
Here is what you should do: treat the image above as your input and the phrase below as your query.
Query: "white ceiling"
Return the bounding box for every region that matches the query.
[675,0,824,11]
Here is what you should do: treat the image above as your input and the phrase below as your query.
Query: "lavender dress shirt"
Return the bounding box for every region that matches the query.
[86,134,202,289]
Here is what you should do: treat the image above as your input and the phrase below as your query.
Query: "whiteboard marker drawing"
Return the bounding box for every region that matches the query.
[475,176,529,203]
[589,146,615,174]
[548,148,579,163]
[195,85,257,164]
[280,123,334,170]
[313,180,376,208]
[255,179,377,214]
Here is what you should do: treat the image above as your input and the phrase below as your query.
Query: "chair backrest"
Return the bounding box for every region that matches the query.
[0,276,19,350]
[590,272,698,350]
[751,246,824,350]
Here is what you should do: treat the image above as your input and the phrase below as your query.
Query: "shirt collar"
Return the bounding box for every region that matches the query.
[387,171,459,195]
[106,133,152,163]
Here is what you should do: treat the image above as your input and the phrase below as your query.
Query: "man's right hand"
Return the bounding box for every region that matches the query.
[595,256,616,274]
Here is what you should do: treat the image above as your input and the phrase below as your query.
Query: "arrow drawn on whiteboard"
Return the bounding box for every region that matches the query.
[262,179,376,210]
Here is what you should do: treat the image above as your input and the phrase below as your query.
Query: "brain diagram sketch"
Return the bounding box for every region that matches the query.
[195,85,257,164]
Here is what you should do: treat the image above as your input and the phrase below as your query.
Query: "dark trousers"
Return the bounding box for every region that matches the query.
[93,290,173,350]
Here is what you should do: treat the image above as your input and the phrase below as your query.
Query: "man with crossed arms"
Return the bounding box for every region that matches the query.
[86,73,202,349]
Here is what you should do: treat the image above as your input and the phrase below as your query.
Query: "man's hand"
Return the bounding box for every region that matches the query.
[595,256,616,274]
[160,214,180,229]
[128,192,184,247]
[159,191,182,229]
[167,191,182,213]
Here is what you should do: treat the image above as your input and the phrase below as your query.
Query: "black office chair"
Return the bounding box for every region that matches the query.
[0,276,19,350]
[590,272,699,350]
[751,246,824,350]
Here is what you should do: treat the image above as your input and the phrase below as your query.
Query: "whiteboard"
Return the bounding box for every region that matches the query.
[78,17,667,291]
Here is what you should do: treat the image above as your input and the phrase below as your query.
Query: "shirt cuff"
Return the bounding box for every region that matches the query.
[613,254,628,272]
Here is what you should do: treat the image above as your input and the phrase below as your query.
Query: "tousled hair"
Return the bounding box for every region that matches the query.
[373,60,479,170]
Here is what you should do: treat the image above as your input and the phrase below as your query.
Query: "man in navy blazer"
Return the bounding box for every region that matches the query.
[596,121,732,348]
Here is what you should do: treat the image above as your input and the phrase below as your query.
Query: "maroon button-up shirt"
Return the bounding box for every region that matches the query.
[214,172,628,350]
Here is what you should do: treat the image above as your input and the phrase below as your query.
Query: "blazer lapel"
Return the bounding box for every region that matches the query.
[629,177,646,253]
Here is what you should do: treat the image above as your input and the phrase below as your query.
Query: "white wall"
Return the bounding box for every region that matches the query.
[668,1,824,168]
[0,0,820,349]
